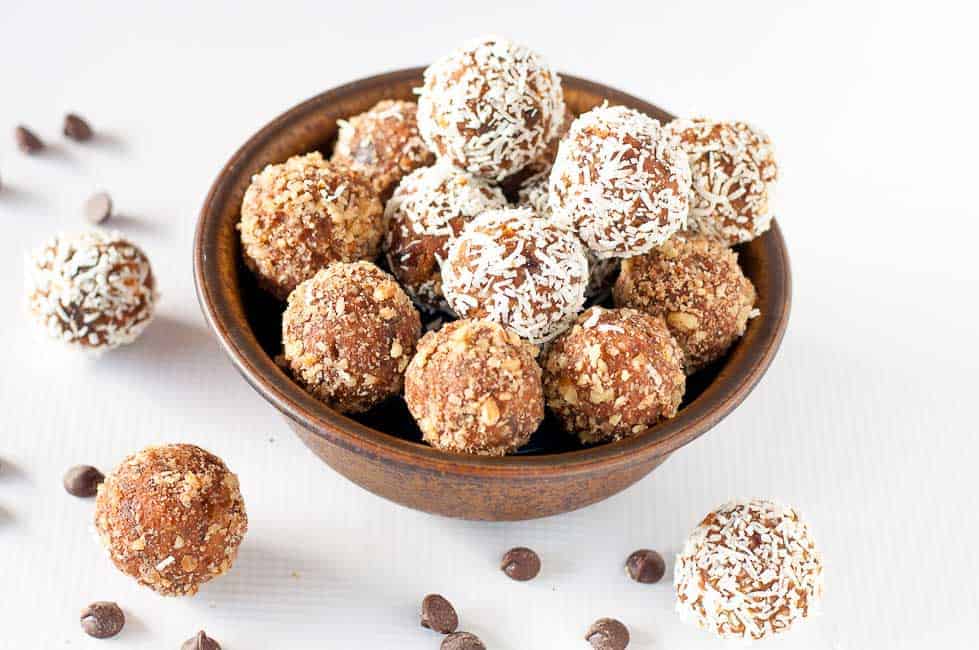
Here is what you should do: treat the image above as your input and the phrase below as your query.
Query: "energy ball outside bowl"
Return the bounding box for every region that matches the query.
[666,118,778,245]
[674,499,824,641]
[239,152,383,300]
[417,35,566,182]
[549,104,692,259]
[542,306,685,444]
[441,208,589,345]
[515,170,618,299]
[94,444,247,597]
[613,231,757,374]
[405,319,544,456]
[384,164,507,313]
[331,99,435,200]
[282,261,421,414]
[26,231,157,351]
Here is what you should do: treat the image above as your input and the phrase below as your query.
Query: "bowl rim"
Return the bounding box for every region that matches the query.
[194,67,792,480]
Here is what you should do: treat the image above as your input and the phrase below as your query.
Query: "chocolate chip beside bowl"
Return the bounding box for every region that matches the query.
[501,546,540,581]
[625,549,665,584]
[442,631,486,650]
[585,618,629,650]
[63,465,105,497]
[420,594,458,634]
[80,601,125,639]
[15,126,43,154]
[181,630,221,650]
[83,191,113,224]
[64,113,94,141]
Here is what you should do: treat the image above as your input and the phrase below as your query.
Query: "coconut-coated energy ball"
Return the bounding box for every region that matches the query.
[417,35,566,182]
[613,231,756,373]
[26,231,157,351]
[282,261,421,413]
[549,104,692,259]
[674,499,824,641]
[666,118,778,245]
[331,99,435,200]
[405,319,544,455]
[515,170,619,299]
[94,444,247,597]
[441,208,588,345]
[542,307,685,444]
[384,164,507,312]
[239,152,383,300]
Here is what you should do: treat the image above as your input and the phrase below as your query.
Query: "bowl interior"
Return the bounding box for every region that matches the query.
[196,68,790,468]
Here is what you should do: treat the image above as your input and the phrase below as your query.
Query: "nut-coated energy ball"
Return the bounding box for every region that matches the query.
[239,152,383,299]
[384,164,507,312]
[331,99,434,200]
[441,208,588,345]
[26,231,157,351]
[418,35,565,182]
[666,118,778,245]
[405,319,544,455]
[94,444,247,597]
[542,307,685,444]
[549,104,691,259]
[674,499,824,641]
[282,261,421,413]
[613,231,756,373]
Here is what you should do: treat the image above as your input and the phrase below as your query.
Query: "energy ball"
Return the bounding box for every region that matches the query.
[674,499,824,641]
[666,118,777,245]
[613,231,756,373]
[515,171,619,299]
[94,444,247,597]
[441,208,588,345]
[331,99,435,200]
[405,319,544,455]
[549,104,692,259]
[417,35,565,182]
[239,152,383,300]
[542,307,685,444]
[384,164,507,312]
[26,231,157,351]
[282,261,420,413]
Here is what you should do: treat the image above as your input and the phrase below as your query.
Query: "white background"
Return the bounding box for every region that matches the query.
[1,1,976,648]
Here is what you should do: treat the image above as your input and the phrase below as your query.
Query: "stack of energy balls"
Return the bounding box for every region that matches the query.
[238,35,777,457]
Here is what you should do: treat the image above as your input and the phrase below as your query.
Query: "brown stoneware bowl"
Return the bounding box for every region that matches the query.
[194,67,791,521]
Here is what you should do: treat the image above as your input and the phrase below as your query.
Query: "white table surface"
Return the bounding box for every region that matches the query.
[1,1,976,648]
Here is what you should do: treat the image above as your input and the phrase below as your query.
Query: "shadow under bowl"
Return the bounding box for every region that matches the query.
[194,67,791,521]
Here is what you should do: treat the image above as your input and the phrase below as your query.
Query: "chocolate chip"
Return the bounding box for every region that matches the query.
[80,601,125,639]
[181,630,221,650]
[84,191,113,224]
[64,113,94,141]
[63,465,105,497]
[501,546,540,581]
[585,618,629,650]
[441,631,486,650]
[15,126,43,154]
[420,594,458,634]
[625,549,665,584]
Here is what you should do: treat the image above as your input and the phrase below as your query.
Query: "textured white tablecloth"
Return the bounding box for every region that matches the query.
[1,1,975,648]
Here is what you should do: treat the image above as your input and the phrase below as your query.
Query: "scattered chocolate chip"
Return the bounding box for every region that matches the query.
[441,631,486,650]
[181,630,221,650]
[63,465,105,497]
[15,126,43,154]
[64,113,94,141]
[80,601,125,639]
[585,618,629,650]
[420,594,458,634]
[84,191,113,224]
[501,546,540,581]
[625,549,665,584]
